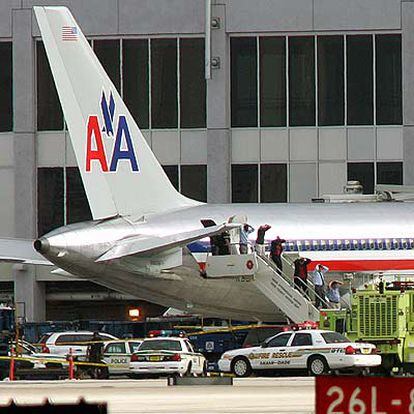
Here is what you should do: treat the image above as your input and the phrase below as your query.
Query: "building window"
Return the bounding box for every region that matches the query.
[37,167,64,236]
[151,39,178,128]
[289,36,315,126]
[377,162,403,185]
[376,35,402,125]
[0,42,12,132]
[94,40,121,92]
[181,165,207,202]
[232,164,258,202]
[162,165,179,190]
[347,35,373,125]
[37,167,91,236]
[318,36,344,126]
[180,38,206,128]
[260,164,287,202]
[123,39,149,129]
[260,37,286,127]
[231,37,257,127]
[37,42,63,131]
[66,167,92,224]
[347,162,374,194]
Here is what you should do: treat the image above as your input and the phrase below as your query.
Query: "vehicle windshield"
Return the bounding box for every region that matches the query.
[139,339,182,352]
[321,332,349,344]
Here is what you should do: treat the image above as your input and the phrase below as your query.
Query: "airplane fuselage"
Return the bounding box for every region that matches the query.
[35,202,414,321]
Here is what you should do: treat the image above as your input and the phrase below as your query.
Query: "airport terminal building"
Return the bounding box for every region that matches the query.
[0,0,411,321]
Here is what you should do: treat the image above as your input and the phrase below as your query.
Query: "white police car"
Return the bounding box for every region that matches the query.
[218,329,381,377]
[102,339,142,376]
[129,337,206,378]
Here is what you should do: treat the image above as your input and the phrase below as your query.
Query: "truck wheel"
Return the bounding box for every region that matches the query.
[308,356,329,376]
[231,357,252,378]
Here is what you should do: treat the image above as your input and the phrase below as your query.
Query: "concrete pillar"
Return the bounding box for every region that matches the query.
[402,1,414,184]
[12,9,45,321]
[206,3,231,203]
[13,265,46,323]
[13,8,36,238]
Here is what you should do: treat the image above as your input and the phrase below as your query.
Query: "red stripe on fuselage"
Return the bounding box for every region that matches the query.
[308,260,414,272]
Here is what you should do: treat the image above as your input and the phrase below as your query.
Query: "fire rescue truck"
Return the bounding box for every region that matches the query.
[320,281,414,374]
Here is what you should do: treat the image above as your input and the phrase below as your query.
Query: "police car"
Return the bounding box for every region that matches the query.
[129,337,206,377]
[218,329,381,377]
[102,339,143,376]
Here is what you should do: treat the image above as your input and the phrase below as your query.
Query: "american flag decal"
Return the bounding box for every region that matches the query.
[62,26,78,41]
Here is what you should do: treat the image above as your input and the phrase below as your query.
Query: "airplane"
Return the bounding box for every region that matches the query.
[1,6,414,321]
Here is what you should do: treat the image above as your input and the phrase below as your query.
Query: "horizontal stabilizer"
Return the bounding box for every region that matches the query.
[0,239,53,266]
[96,223,237,262]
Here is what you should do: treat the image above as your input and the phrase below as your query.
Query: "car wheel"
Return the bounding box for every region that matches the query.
[184,362,192,376]
[231,357,252,378]
[308,356,329,376]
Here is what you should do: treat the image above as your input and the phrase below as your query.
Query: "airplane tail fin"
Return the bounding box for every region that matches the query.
[34,6,199,220]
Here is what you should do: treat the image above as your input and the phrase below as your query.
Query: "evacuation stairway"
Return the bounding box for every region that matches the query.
[205,251,327,323]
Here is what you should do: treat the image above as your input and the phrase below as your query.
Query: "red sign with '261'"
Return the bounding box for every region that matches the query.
[316,376,414,414]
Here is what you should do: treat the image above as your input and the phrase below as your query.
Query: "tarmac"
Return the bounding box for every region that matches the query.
[0,377,315,413]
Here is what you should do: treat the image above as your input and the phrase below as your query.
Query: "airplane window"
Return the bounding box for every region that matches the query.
[360,239,367,250]
[320,241,326,251]
[344,240,350,250]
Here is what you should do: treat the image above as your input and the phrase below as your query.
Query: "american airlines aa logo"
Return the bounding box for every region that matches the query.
[86,91,139,172]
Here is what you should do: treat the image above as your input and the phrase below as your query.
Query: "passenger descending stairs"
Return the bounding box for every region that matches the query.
[253,252,322,323]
